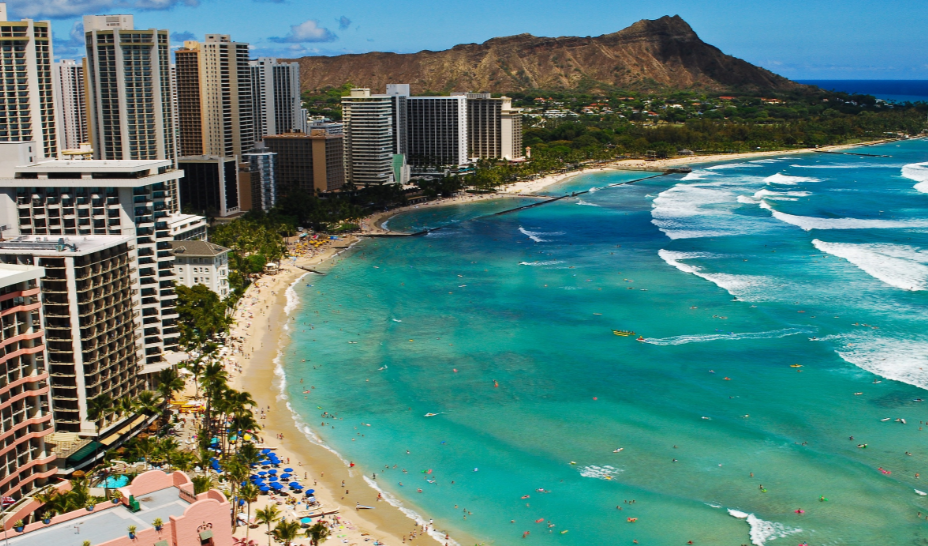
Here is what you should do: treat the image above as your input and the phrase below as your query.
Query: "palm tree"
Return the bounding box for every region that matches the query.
[272,519,301,546]
[200,362,229,437]
[192,474,214,495]
[86,394,113,436]
[239,483,260,537]
[135,390,162,415]
[156,367,185,411]
[255,504,281,546]
[306,521,330,546]
[132,436,158,468]
[225,458,249,528]
[114,397,136,420]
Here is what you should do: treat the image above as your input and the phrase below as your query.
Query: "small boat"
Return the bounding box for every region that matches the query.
[613,330,635,337]
[881,417,891,421]
[790,364,803,368]
[425,413,438,417]
[636,336,646,342]
[356,505,375,510]
[897,418,907,424]
[613,448,624,453]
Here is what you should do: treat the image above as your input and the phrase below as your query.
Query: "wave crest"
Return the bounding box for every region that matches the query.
[813,239,928,291]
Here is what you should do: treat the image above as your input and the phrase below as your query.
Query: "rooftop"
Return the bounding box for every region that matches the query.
[0,263,44,287]
[169,240,229,257]
[0,235,134,256]
[6,487,189,546]
[15,159,173,172]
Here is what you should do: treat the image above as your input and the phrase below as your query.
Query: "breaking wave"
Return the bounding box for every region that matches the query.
[579,465,623,480]
[728,509,802,546]
[658,249,777,301]
[519,260,564,266]
[760,201,928,231]
[764,173,822,185]
[836,334,928,391]
[519,226,564,243]
[902,162,928,194]
[812,240,928,291]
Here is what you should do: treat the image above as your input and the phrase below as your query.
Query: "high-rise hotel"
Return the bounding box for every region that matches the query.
[52,59,88,153]
[0,4,57,160]
[83,14,176,162]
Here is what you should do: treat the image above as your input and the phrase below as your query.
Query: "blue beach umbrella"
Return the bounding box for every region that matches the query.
[289,482,301,488]
[284,468,294,472]
[280,474,291,479]
[271,482,283,490]
[258,471,267,475]
[261,448,271,454]
[259,486,270,492]
[300,517,312,525]
[306,489,315,494]
[268,469,277,474]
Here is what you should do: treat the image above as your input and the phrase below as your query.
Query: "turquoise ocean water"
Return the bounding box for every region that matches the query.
[279,140,928,545]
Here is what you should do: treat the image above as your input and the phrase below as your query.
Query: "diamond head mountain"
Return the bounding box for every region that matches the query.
[289,15,797,94]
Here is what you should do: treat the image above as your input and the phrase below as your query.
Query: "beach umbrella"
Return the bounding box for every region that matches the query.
[306,489,315,494]
[280,474,291,479]
[300,518,312,525]
[259,486,270,492]
[284,468,294,472]
[289,482,301,488]
[258,471,267,475]
[268,469,277,474]
[271,482,283,490]
[261,448,271,454]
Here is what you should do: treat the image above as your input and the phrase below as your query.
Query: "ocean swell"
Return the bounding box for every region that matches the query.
[658,249,775,301]
[760,201,928,231]
[519,226,564,243]
[812,239,928,291]
[902,162,928,194]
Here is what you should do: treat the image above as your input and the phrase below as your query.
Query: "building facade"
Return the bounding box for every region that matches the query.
[83,14,176,162]
[0,159,185,366]
[406,95,468,168]
[0,263,55,500]
[175,36,254,159]
[168,213,207,241]
[456,92,523,160]
[169,240,230,298]
[263,127,344,194]
[53,59,89,153]
[177,156,240,217]
[0,236,141,437]
[341,88,407,185]
[241,147,277,211]
[250,58,300,140]
[0,5,57,159]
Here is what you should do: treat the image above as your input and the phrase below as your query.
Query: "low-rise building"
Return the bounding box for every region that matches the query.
[169,240,230,298]
[168,213,208,241]
[177,156,241,217]
[0,264,55,501]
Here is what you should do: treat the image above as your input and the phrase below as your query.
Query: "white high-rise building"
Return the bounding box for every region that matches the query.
[250,58,301,139]
[0,4,58,159]
[341,87,408,186]
[83,14,177,162]
[53,59,89,152]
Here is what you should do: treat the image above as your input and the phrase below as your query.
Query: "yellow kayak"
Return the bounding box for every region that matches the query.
[613,330,635,337]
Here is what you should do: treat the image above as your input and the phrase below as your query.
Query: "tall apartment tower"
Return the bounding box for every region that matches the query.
[53,59,89,152]
[241,147,277,211]
[0,5,58,159]
[406,94,468,168]
[175,35,254,158]
[0,236,141,438]
[264,124,345,194]
[250,58,301,139]
[456,93,524,160]
[0,263,55,500]
[0,159,185,366]
[83,14,176,162]
[341,87,408,186]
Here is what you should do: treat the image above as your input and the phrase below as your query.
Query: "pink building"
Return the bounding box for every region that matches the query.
[0,264,55,501]
[5,470,232,546]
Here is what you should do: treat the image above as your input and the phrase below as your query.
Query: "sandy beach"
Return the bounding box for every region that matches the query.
[212,237,450,546]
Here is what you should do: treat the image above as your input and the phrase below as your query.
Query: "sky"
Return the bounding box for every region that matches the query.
[9,0,928,80]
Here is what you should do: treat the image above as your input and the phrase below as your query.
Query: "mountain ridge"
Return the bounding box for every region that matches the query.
[288,16,797,95]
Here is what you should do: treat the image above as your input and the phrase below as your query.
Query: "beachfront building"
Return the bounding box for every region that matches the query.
[52,59,89,154]
[263,127,345,194]
[454,92,524,160]
[168,213,208,241]
[174,35,255,158]
[4,469,233,546]
[0,4,58,160]
[0,263,56,501]
[250,57,301,140]
[0,158,187,367]
[83,14,176,162]
[169,240,230,298]
[177,155,240,217]
[341,87,408,185]
[241,146,277,211]
[0,236,142,442]
[406,94,468,169]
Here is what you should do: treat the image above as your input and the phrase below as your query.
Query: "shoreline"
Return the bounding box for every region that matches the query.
[227,240,449,546]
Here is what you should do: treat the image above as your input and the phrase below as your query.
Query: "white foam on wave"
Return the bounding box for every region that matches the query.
[362,476,461,546]
[644,328,810,346]
[764,173,822,185]
[579,465,623,479]
[658,250,774,301]
[519,226,564,243]
[812,239,928,291]
[652,184,744,240]
[284,272,310,315]
[836,334,928,390]
[902,162,928,194]
[737,195,758,205]
[727,510,802,546]
[754,189,811,199]
[576,199,600,207]
[519,260,563,266]
[707,162,762,170]
[749,158,784,164]
[681,170,712,181]
[588,186,599,193]
[760,201,928,231]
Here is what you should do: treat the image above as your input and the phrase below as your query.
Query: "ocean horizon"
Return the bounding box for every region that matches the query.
[797,80,928,103]
[278,139,928,545]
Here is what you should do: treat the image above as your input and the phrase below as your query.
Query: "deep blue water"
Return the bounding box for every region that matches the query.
[279,140,928,545]
[797,80,928,103]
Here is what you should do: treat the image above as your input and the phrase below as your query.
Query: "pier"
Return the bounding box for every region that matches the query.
[813,150,892,158]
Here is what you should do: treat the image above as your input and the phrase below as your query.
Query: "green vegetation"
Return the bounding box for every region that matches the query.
[301,83,354,120]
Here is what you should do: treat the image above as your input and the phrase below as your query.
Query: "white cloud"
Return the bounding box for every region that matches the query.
[270,19,337,43]
[10,0,198,19]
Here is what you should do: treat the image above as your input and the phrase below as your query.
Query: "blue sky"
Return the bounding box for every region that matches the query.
[9,0,928,80]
